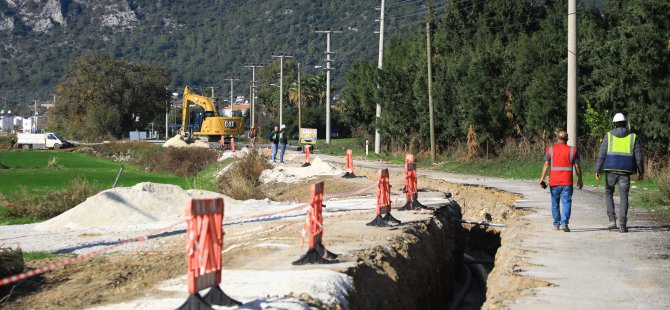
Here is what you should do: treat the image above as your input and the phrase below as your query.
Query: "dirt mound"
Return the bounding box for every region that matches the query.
[34,183,223,231]
[162,135,188,148]
[259,157,344,184]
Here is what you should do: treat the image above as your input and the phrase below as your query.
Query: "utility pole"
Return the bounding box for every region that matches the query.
[245,64,264,128]
[33,99,37,133]
[298,62,302,133]
[315,28,342,144]
[272,54,292,126]
[567,0,578,147]
[224,78,240,115]
[207,87,219,100]
[375,0,385,154]
[426,21,436,162]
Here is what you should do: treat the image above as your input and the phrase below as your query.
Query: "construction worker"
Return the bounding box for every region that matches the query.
[279,124,287,164]
[268,126,279,163]
[250,125,258,147]
[540,131,583,232]
[594,113,644,233]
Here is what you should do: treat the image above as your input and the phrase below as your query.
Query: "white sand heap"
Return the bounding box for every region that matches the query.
[162,135,188,148]
[259,157,344,184]
[162,135,211,148]
[35,183,224,231]
[188,140,210,148]
[217,147,250,161]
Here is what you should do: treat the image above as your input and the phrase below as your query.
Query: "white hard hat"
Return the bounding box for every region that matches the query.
[280,124,286,129]
[613,113,626,122]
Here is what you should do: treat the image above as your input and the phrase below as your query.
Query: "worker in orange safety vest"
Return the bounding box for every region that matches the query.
[539,131,583,232]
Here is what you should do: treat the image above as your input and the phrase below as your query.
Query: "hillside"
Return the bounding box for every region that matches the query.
[0,0,427,112]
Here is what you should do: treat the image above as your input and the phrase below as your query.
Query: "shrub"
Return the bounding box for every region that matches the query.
[217,149,271,200]
[0,246,24,278]
[145,147,219,177]
[0,136,16,150]
[651,169,670,206]
[2,179,100,220]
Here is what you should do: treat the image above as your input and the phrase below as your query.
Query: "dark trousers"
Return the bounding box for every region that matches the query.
[605,173,630,225]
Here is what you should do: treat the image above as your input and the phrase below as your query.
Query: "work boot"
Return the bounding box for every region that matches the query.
[608,220,618,230]
[620,224,628,233]
[562,225,570,232]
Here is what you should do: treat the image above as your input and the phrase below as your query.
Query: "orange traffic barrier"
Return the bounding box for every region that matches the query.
[367,168,401,226]
[342,149,356,178]
[302,145,311,167]
[399,154,427,210]
[293,181,338,265]
[178,198,241,309]
[231,137,236,152]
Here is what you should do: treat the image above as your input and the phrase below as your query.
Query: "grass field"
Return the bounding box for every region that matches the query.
[0,151,189,196]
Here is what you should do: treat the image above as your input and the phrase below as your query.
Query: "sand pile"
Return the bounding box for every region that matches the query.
[35,183,224,231]
[162,135,188,148]
[189,140,210,148]
[259,157,344,184]
[218,147,250,161]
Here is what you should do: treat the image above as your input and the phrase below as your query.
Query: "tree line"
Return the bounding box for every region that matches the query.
[339,0,670,156]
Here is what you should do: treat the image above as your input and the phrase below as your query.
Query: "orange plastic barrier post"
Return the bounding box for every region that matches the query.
[230,137,236,152]
[301,145,311,167]
[219,135,225,149]
[399,155,427,210]
[293,181,339,265]
[178,198,241,309]
[367,168,401,226]
[342,149,356,178]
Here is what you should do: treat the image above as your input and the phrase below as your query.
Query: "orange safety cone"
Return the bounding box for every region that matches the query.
[230,137,235,152]
[219,135,225,149]
[342,149,356,178]
[367,168,401,226]
[292,181,338,265]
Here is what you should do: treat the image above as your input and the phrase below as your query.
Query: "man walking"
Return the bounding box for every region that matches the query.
[540,131,583,232]
[279,124,288,164]
[595,113,644,233]
[268,126,279,163]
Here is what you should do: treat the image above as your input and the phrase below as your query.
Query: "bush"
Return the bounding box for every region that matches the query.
[146,147,219,177]
[0,135,16,150]
[217,149,271,200]
[84,141,218,177]
[1,178,100,220]
[651,169,670,206]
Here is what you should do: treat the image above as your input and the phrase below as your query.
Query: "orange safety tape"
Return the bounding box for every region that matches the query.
[0,219,184,287]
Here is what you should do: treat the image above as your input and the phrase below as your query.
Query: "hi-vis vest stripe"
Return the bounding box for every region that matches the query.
[550,146,575,171]
[604,132,636,173]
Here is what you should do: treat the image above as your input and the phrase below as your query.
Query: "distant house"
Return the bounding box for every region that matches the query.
[220,103,250,117]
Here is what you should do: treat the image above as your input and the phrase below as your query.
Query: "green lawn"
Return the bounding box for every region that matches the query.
[304,138,407,165]
[0,151,189,196]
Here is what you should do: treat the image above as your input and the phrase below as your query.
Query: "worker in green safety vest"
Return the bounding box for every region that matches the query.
[594,113,645,233]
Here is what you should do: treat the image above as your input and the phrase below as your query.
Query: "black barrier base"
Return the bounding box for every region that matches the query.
[383,213,401,224]
[301,162,311,167]
[177,293,214,310]
[398,201,413,211]
[412,200,430,210]
[342,172,357,178]
[292,248,336,265]
[202,285,242,307]
[366,215,391,227]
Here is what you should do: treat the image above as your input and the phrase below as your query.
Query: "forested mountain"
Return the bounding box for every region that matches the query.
[0,0,426,113]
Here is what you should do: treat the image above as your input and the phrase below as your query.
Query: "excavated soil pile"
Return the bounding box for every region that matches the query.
[35,183,223,231]
[259,157,344,184]
[162,135,188,148]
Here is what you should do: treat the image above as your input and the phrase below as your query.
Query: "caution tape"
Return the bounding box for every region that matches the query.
[0,220,184,287]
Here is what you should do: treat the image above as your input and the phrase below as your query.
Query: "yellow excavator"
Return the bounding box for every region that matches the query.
[179,86,244,141]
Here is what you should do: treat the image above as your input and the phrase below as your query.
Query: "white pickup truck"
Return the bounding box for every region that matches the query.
[16,132,71,149]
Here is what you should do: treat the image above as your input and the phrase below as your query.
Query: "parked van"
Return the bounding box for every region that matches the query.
[16,132,71,149]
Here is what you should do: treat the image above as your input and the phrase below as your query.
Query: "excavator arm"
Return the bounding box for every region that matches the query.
[180,86,220,134]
